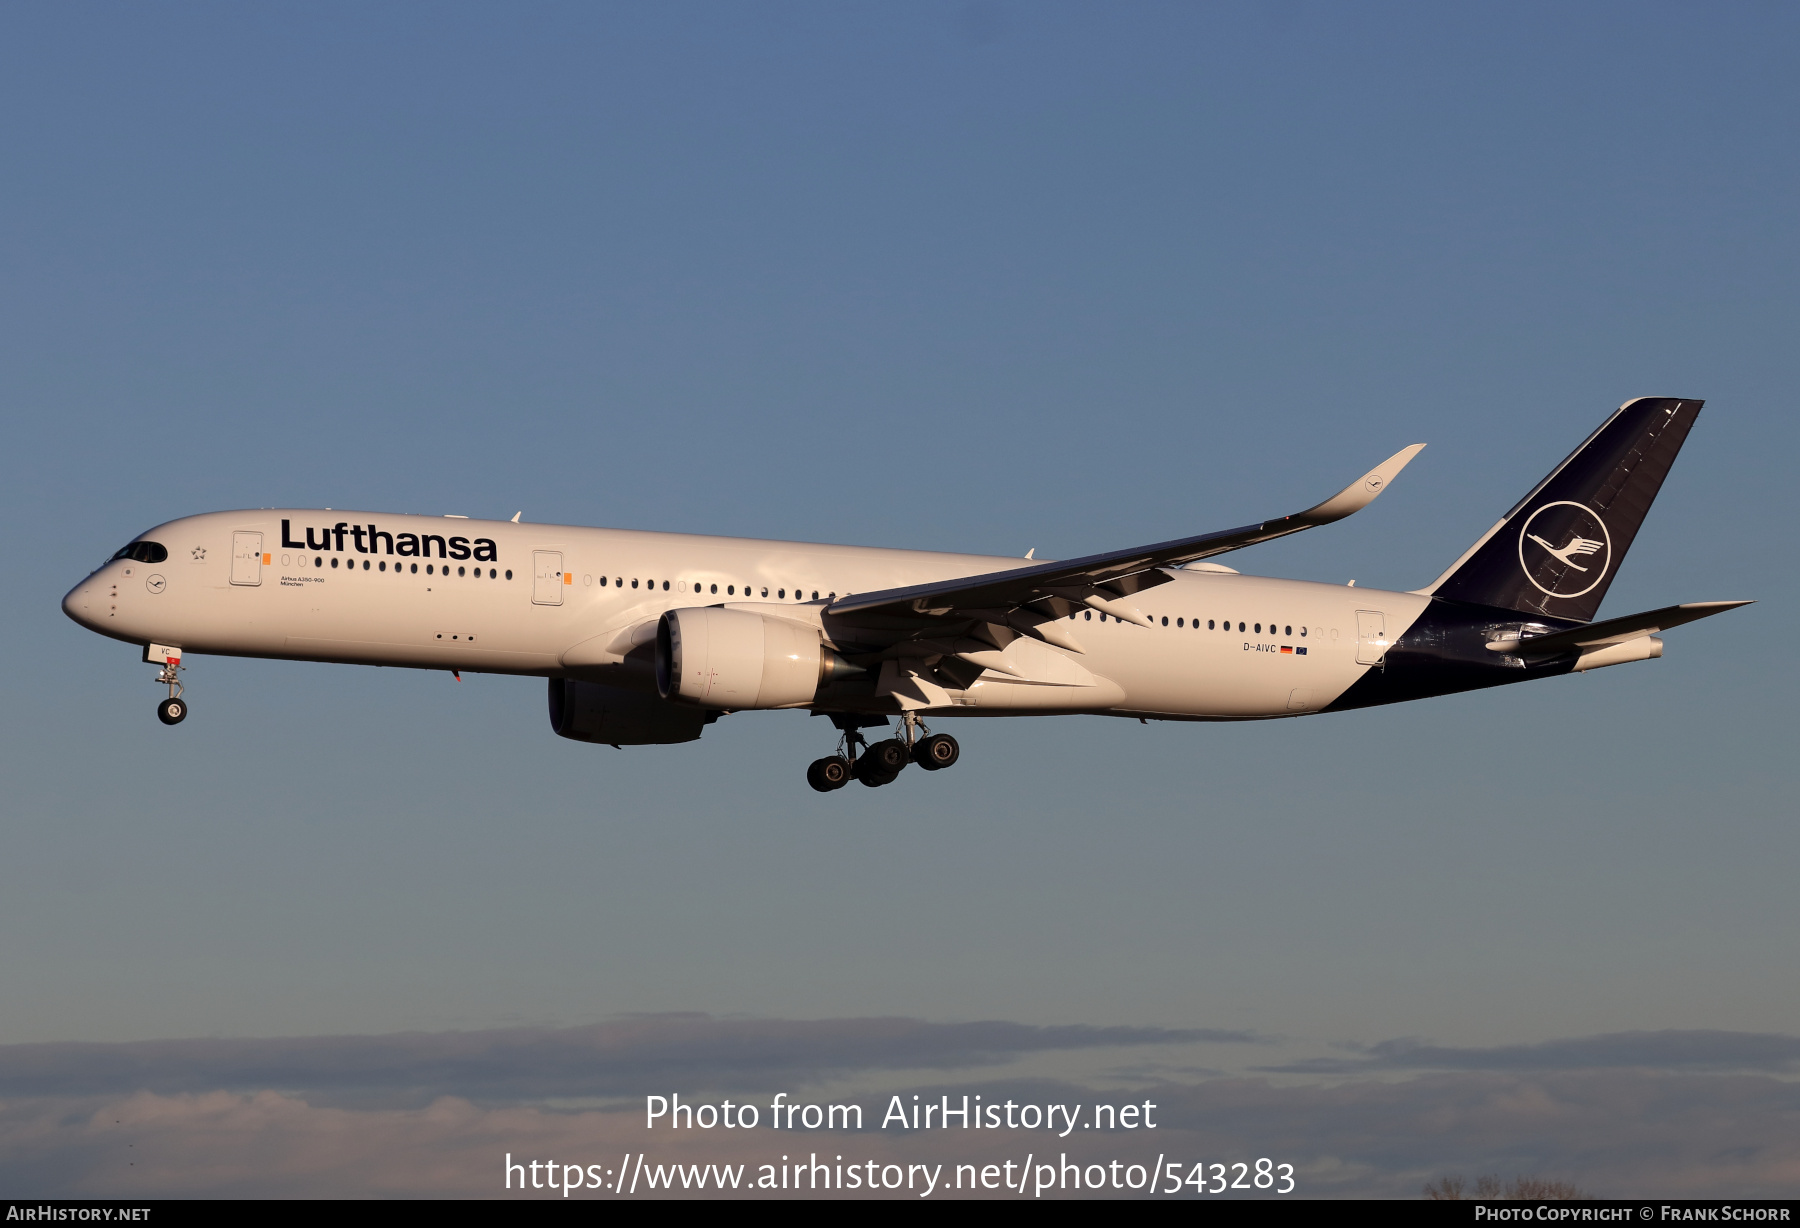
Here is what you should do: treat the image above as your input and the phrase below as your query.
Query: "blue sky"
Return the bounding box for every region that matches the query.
[1,1,1795,1196]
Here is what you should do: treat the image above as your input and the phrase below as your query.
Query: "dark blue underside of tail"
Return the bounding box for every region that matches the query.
[1322,599,1579,713]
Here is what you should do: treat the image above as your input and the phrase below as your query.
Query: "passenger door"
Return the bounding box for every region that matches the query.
[230,531,263,586]
[533,550,565,606]
[1355,609,1388,665]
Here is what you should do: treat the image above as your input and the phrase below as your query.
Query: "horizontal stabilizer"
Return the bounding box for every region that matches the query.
[1496,600,1752,657]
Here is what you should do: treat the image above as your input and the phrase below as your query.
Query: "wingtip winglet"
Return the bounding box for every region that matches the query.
[1304,442,1428,522]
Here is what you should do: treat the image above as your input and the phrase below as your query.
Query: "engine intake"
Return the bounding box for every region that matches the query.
[656,607,860,708]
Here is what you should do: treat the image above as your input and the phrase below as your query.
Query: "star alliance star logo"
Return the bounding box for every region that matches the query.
[191,546,206,560]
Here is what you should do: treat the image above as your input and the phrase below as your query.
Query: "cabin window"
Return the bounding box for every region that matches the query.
[505,569,513,579]
[663,581,670,591]
[1161,616,1168,626]
[1084,610,1092,620]
[1285,625,1292,637]
[1300,627,1307,637]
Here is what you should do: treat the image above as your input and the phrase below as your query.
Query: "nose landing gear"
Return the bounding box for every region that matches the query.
[151,647,187,725]
[805,712,960,793]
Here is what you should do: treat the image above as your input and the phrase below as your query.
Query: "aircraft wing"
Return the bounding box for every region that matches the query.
[1500,600,1754,656]
[827,443,1425,633]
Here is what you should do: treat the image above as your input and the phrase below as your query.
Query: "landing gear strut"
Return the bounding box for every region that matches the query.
[805,712,959,793]
[154,653,187,725]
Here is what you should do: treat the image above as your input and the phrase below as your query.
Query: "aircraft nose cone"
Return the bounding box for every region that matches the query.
[62,580,97,629]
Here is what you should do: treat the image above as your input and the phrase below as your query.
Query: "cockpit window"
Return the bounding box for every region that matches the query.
[111,541,168,564]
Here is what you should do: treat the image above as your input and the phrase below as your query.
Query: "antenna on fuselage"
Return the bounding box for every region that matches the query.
[511,511,522,523]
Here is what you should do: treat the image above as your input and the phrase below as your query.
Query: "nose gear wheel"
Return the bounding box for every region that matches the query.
[154,655,187,725]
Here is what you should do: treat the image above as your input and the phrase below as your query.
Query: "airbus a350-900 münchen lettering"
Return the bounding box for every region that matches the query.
[64,397,1749,792]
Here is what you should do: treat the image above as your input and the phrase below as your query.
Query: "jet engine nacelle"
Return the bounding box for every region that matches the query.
[548,677,712,746]
[656,607,856,709]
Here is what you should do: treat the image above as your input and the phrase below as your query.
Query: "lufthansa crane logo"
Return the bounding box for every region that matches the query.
[1517,500,1612,599]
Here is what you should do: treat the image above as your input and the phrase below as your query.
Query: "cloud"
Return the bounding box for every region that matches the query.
[0,1015,1247,1104]
[4,1019,1798,1198]
[1260,1030,1800,1075]
[1149,1069,1800,1199]
[5,1069,1800,1198]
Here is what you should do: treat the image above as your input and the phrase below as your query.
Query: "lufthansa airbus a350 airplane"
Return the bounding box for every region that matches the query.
[64,397,1748,792]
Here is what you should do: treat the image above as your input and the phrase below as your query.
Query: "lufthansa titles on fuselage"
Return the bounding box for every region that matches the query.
[280,519,499,562]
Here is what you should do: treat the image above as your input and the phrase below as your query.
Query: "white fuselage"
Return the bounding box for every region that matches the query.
[64,510,1428,720]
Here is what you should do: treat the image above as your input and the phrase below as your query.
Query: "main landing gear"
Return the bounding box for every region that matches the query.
[806,712,959,793]
[154,654,187,725]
